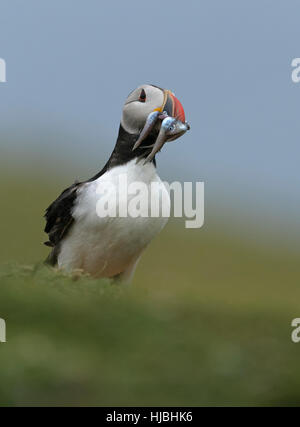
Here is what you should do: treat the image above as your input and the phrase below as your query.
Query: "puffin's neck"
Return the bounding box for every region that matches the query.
[87,124,156,182]
[107,124,157,169]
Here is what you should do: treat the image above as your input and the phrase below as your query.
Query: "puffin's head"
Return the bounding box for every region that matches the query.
[121,84,190,163]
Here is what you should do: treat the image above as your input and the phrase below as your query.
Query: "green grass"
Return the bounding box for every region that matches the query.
[0,173,300,405]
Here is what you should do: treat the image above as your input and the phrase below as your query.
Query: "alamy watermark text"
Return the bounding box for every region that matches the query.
[291,58,300,83]
[0,318,6,342]
[0,58,6,82]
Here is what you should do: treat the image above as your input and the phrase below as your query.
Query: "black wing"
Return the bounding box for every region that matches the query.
[44,182,82,265]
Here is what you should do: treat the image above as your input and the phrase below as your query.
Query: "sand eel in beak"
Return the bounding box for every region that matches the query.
[44,84,190,283]
[143,116,190,163]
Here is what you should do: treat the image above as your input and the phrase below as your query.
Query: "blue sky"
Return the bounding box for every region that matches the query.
[1,0,300,238]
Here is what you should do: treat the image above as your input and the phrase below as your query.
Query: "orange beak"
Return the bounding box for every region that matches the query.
[162,90,186,123]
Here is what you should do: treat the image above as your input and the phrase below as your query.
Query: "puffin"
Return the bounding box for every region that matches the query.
[44,84,189,282]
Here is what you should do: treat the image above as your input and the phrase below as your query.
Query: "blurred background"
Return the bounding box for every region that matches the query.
[0,0,299,406]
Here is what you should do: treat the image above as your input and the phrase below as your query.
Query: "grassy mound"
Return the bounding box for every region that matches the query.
[0,256,299,406]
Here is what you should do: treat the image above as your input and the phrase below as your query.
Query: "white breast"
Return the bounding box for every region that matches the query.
[58,159,170,278]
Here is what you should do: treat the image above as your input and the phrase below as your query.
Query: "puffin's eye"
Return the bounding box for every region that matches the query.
[139,89,146,102]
